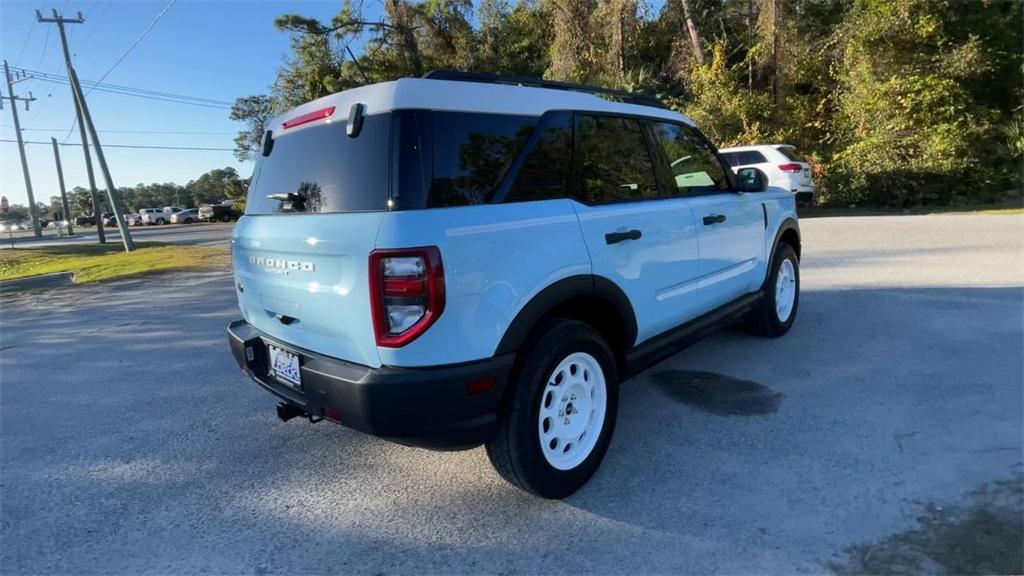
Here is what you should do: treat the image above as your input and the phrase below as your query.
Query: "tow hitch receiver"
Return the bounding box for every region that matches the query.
[276,402,322,423]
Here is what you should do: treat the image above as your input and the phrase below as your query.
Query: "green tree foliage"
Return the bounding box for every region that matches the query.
[186,167,245,208]
[476,0,551,77]
[125,182,189,210]
[825,0,1019,206]
[231,0,1023,207]
[230,95,276,162]
[3,204,30,222]
[71,187,98,216]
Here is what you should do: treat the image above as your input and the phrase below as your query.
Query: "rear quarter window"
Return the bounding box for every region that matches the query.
[504,112,572,203]
[428,112,537,207]
[776,147,807,162]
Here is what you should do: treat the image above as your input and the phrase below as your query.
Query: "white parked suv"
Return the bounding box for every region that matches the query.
[718,144,816,205]
[139,207,181,225]
[227,71,802,498]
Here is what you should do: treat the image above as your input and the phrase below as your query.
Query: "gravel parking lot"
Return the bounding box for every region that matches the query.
[1,214,1021,574]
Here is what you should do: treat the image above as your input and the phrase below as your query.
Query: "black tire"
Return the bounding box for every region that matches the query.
[485,319,619,499]
[746,242,799,337]
[221,214,231,222]
[156,218,166,225]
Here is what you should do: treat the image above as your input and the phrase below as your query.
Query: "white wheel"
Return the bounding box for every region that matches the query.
[775,258,796,322]
[537,352,607,471]
[486,319,619,498]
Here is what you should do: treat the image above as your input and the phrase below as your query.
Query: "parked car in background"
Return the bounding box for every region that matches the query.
[170,209,198,224]
[123,213,141,226]
[718,144,816,206]
[75,216,95,226]
[101,212,116,227]
[139,207,181,225]
[0,220,24,232]
[199,202,241,222]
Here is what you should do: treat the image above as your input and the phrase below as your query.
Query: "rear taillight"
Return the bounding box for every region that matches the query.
[369,247,445,347]
[778,163,803,173]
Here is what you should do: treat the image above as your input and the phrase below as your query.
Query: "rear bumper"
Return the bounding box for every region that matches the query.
[795,190,815,204]
[227,319,514,450]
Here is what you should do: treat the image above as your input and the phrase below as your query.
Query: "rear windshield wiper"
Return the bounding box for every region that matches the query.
[268,192,307,212]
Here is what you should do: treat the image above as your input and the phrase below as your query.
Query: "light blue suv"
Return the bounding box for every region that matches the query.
[228,71,801,498]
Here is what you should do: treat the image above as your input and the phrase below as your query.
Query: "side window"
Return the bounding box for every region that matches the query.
[738,150,767,165]
[720,152,738,167]
[574,115,659,203]
[649,121,731,196]
[505,113,572,203]
[429,112,537,207]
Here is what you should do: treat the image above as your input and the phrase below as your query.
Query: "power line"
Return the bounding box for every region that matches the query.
[24,76,232,109]
[77,1,111,52]
[90,0,176,92]
[63,0,178,143]
[10,66,233,106]
[0,124,235,135]
[32,25,53,72]
[13,2,46,67]
[0,138,234,151]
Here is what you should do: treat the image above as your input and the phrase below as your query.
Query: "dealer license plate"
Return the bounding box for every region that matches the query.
[268,345,301,389]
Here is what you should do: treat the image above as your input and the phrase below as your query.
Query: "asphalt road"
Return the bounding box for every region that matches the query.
[1,214,1022,574]
[0,222,234,249]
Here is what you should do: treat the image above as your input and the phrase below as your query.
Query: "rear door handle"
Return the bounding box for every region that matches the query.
[703,214,727,225]
[605,229,642,244]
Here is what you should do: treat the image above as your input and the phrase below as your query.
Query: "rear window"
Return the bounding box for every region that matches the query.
[775,146,807,162]
[245,113,391,215]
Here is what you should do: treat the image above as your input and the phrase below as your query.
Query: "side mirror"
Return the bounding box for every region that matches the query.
[736,167,766,192]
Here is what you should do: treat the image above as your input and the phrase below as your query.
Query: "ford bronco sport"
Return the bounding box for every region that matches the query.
[228,71,801,498]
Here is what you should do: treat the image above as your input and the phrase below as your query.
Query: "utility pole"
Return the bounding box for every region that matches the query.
[771,0,780,106]
[747,0,754,94]
[2,61,42,238]
[50,137,74,236]
[38,9,104,244]
[38,9,133,251]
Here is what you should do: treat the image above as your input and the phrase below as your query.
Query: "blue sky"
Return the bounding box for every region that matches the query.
[0,0,383,207]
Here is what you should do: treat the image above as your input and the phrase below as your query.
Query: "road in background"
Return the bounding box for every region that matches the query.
[0,222,233,248]
[1,214,1022,574]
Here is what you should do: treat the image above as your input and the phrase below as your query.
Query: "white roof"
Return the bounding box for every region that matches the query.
[272,78,693,134]
[719,144,794,153]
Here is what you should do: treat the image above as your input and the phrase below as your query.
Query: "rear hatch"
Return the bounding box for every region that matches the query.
[233,107,393,368]
[775,145,813,186]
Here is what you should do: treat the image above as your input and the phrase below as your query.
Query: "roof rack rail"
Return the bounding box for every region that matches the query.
[422,69,668,110]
